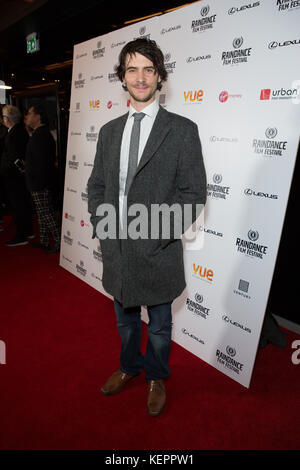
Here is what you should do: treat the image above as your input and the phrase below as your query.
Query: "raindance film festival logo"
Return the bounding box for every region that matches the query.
[76,260,87,277]
[63,230,73,246]
[86,126,98,143]
[277,0,300,12]
[92,40,106,59]
[252,127,287,157]
[191,4,217,33]
[164,53,176,74]
[236,229,268,260]
[221,37,252,66]
[207,174,230,200]
[216,345,244,375]
[68,154,79,170]
[74,73,85,89]
[186,293,210,319]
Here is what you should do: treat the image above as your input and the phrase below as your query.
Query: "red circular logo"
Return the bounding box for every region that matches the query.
[219,91,228,102]
[107,101,112,109]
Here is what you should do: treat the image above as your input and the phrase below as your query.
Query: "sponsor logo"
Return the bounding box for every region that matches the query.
[216,346,244,375]
[93,243,102,262]
[192,263,214,282]
[186,54,211,63]
[86,126,98,143]
[236,230,268,260]
[62,254,72,264]
[222,315,251,333]
[252,127,287,157]
[186,293,210,319]
[244,188,278,200]
[191,4,217,33]
[78,241,89,250]
[164,53,176,74]
[277,0,300,12]
[89,99,100,109]
[210,135,238,143]
[181,328,205,344]
[221,37,252,66]
[63,230,73,246]
[74,73,85,88]
[81,187,88,203]
[76,260,87,277]
[207,174,230,200]
[260,87,299,101]
[107,100,119,109]
[233,279,251,300]
[219,90,242,102]
[161,24,181,34]
[64,212,75,222]
[92,40,105,59]
[133,26,151,41]
[68,154,79,170]
[268,39,300,49]
[184,90,204,103]
[90,74,103,81]
[198,224,223,238]
[108,65,119,83]
[228,1,260,14]
[111,41,126,48]
[75,52,87,59]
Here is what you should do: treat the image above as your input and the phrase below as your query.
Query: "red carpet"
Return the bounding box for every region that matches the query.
[0,215,299,450]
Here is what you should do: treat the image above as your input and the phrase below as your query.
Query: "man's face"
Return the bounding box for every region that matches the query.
[123,52,161,110]
[26,107,40,129]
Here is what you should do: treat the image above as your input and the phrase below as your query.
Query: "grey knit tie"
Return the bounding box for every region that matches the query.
[124,112,145,197]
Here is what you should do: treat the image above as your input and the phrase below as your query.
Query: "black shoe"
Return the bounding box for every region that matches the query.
[45,243,60,253]
[5,236,29,247]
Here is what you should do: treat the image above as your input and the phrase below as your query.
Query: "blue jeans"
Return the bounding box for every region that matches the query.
[114,299,173,381]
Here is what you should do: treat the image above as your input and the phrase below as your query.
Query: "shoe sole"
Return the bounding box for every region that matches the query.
[147,402,166,417]
[6,241,29,246]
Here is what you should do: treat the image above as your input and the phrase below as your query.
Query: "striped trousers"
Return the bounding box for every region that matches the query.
[31,189,60,246]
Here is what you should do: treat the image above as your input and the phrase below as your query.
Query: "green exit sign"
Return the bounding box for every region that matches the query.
[26,32,40,54]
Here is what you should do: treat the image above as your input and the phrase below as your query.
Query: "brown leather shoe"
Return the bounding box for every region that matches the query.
[147,379,166,417]
[100,369,136,395]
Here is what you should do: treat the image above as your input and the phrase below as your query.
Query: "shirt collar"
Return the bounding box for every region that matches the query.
[129,99,159,119]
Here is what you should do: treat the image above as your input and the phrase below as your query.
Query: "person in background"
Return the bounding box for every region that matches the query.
[25,104,61,253]
[0,105,33,246]
[0,106,8,231]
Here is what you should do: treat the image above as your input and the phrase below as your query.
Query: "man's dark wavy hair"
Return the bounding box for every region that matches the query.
[116,38,168,91]
[31,104,48,125]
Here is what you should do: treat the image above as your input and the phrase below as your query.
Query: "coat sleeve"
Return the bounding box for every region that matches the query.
[163,121,207,246]
[87,128,106,239]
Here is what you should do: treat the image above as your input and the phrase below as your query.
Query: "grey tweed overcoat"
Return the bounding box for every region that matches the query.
[87,106,206,308]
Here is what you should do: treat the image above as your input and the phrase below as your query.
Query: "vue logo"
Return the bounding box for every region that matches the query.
[193,263,214,282]
[184,90,204,103]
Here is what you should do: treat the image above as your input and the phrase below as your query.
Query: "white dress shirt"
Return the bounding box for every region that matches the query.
[119,99,160,226]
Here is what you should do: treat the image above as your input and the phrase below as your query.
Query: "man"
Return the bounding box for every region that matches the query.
[25,104,60,253]
[1,105,33,246]
[88,38,206,416]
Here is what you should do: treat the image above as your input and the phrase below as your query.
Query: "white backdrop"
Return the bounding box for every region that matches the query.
[59,0,300,388]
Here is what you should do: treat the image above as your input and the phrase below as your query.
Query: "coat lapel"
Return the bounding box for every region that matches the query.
[110,112,128,199]
[135,106,172,176]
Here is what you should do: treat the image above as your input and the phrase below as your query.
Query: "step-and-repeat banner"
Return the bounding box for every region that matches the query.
[60,0,300,387]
